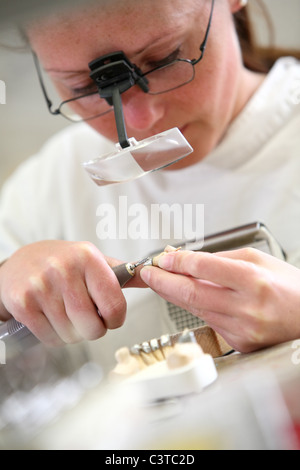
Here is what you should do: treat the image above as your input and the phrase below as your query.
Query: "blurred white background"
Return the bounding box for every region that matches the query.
[0,0,299,188]
[0,31,69,187]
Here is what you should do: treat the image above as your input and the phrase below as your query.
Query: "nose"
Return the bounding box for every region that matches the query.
[121,87,165,131]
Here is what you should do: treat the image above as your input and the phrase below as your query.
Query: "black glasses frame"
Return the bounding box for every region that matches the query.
[32,0,215,123]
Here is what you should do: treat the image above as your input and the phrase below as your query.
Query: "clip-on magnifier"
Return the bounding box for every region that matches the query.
[83,51,193,186]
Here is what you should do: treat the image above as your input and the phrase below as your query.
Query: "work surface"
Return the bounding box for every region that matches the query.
[1,340,299,450]
[216,340,300,379]
[215,341,300,449]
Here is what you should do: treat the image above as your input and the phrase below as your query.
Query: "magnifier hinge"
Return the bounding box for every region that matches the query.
[89,51,149,98]
[89,51,149,149]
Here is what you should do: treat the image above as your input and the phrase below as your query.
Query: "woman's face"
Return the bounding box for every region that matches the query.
[28,0,248,165]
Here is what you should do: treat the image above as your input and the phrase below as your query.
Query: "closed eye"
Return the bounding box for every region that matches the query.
[69,47,182,95]
[146,47,182,70]
[71,82,98,97]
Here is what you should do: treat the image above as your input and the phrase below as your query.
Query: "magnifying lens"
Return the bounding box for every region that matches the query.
[83,51,193,186]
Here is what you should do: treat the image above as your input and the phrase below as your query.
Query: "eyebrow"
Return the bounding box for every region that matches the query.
[133,31,180,57]
[44,30,184,76]
[44,68,88,77]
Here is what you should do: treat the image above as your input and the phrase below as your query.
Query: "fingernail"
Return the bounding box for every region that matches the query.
[158,253,172,270]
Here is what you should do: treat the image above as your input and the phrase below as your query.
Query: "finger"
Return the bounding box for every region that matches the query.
[214,247,274,265]
[0,281,66,346]
[63,280,107,341]
[104,255,125,269]
[85,261,127,331]
[15,309,65,347]
[0,303,13,322]
[157,250,254,290]
[28,271,91,343]
[33,252,108,342]
[140,266,238,316]
[141,267,258,354]
[40,296,84,344]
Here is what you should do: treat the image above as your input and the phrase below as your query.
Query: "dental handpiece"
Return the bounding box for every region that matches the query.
[0,258,152,354]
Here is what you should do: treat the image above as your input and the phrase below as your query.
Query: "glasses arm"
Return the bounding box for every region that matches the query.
[192,0,215,66]
[32,51,60,116]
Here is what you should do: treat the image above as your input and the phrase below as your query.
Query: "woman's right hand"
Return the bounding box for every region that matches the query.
[0,241,128,346]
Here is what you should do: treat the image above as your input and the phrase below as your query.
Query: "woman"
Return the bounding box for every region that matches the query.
[0,0,299,367]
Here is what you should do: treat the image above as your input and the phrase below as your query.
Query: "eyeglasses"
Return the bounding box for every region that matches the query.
[33,0,215,123]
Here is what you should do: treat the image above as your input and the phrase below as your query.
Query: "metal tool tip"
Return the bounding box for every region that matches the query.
[132,257,152,269]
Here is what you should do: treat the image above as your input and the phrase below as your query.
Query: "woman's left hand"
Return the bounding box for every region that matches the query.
[140,248,300,353]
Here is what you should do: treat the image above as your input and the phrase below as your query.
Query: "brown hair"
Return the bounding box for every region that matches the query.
[235,1,300,73]
[234,5,270,73]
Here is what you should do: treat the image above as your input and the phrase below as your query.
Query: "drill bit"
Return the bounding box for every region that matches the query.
[111,257,152,287]
[132,257,152,269]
